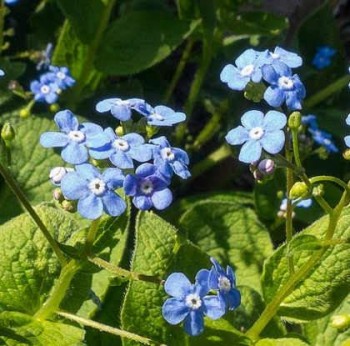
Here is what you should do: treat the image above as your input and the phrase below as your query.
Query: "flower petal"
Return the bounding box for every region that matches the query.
[203,296,225,319]
[263,110,287,131]
[133,195,152,210]
[162,298,189,325]
[151,189,172,210]
[239,140,262,163]
[164,272,192,298]
[225,126,249,145]
[225,288,241,310]
[78,194,103,220]
[40,132,68,148]
[241,110,264,129]
[260,130,285,154]
[54,110,78,132]
[61,143,89,164]
[183,310,204,336]
[61,172,89,200]
[264,86,284,107]
[195,269,210,295]
[102,191,126,217]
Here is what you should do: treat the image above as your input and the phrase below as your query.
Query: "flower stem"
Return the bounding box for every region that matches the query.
[84,218,101,256]
[309,176,350,193]
[304,74,350,109]
[57,311,158,345]
[0,162,67,266]
[35,260,80,320]
[163,39,194,104]
[88,256,162,284]
[246,203,343,340]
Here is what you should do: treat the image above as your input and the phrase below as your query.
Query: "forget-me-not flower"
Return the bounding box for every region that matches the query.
[123,163,172,210]
[95,97,152,121]
[220,48,265,91]
[61,164,126,220]
[150,136,190,179]
[146,105,186,126]
[208,258,241,312]
[312,46,336,70]
[262,63,306,110]
[261,46,303,70]
[162,271,224,336]
[40,110,108,164]
[89,127,153,169]
[30,74,60,104]
[48,66,75,90]
[225,110,287,163]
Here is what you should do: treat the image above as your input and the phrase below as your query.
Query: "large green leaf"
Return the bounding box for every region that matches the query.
[120,211,248,345]
[56,0,105,44]
[95,11,198,75]
[262,207,350,321]
[0,115,62,223]
[0,205,81,315]
[304,292,350,346]
[0,311,85,345]
[255,338,309,346]
[178,196,273,292]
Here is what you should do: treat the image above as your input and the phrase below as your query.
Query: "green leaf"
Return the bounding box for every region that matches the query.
[0,205,80,315]
[304,292,350,346]
[120,211,248,345]
[178,196,273,292]
[0,116,61,223]
[56,0,105,43]
[255,338,309,346]
[262,207,350,322]
[0,311,85,345]
[95,11,198,75]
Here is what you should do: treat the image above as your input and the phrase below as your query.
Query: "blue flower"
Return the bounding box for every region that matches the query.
[265,46,303,69]
[150,136,190,179]
[95,97,152,121]
[225,110,287,163]
[146,105,186,127]
[61,164,126,220]
[5,0,18,4]
[208,258,241,311]
[278,197,312,218]
[48,66,75,90]
[0,69,4,76]
[30,74,59,104]
[302,115,338,153]
[312,46,336,70]
[37,43,53,71]
[344,114,350,148]
[220,48,265,91]
[123,163,172,210]
[262,63,306,110]
[89,127,153,169]
[162,271,224,336]
[40,110,108,164]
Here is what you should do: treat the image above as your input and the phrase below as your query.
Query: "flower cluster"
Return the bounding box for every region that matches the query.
[220,46,305,110]
[30,65,75,104]
[312,46,336,70]
[302,115,338,153]
[40,98,190,219]
[162,258,240,336]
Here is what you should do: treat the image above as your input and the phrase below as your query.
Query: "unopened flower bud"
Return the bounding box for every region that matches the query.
[330,314,350,330]
[289,182,309,200]
[258,159,275,176]
[288,111,302,129]
[61,200,76,213]
[253,169,264,181]
[1,122,15,141]
[115,126,124,137]
[19,108,30,119]
[49,167,73,185]
[343,149,350,160]
[53,188,64,202]
[49,103,60,113]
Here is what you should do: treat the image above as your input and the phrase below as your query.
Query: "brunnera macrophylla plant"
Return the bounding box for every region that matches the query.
[0,2,350,345]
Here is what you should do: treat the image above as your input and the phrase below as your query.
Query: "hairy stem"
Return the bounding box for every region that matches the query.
[35,260,80,320]
[0,162,67,266]
[57,311,158,345]
[84,218,101,256]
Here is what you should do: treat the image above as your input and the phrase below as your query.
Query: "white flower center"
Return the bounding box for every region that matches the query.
[40,85,50,94]
[185,293,202,310]
[113,138,130,151]
[88,178,106,196]
[140,179,153,195]
[218,276,232,292]
[249,127,264,140]
[68,130,85,143]
[56,71,66,80]
[278,76,294,90]
[240,64,255,77]
[160,147,175,161]
[150,113,164,121]
[270,52,279,59]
